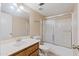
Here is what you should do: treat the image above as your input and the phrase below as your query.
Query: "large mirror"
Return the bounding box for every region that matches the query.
[0,3,29,40]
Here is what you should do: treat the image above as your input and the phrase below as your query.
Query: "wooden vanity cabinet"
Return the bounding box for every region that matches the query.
[10,42,39,56]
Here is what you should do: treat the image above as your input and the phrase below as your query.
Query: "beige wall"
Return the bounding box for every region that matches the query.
[72,4,79,56]
[72,4,78,45]
[78,4,79,44]
[29,10,45,36]
[72,4,79,46]
[12,16,28,37]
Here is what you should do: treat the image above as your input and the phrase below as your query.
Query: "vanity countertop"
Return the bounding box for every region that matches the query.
[0,37,40,56]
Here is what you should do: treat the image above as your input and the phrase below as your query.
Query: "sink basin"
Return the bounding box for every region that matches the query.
[13,40,27,47]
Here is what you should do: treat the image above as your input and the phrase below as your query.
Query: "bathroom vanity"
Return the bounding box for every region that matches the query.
[0,37,40,56]
[10,42,39,56]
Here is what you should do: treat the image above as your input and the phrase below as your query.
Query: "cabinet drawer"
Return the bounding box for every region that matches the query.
[15,50,26,56]
[30,49,39,56]
[25,43,39,55]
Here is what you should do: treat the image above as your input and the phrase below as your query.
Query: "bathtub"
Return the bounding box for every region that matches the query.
[40,42,73,56]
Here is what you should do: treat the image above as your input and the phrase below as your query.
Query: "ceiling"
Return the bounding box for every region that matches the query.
[24,3,75,17]
[1,3,29,18]
[1,3,75,18]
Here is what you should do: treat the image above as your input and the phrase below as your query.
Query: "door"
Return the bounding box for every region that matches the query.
[0,12,12,40]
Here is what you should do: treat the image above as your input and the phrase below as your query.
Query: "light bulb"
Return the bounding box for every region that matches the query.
[19,5,24,10]
[17,8,20,12]
[10,6,14,9]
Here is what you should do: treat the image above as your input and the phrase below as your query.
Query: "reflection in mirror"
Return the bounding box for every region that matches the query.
[0,3,29,41]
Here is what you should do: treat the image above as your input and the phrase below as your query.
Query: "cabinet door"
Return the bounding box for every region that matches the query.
[0,12,12,40]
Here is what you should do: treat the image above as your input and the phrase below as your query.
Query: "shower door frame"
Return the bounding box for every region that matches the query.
[42,14,72,49]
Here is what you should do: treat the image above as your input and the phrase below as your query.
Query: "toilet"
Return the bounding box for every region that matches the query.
[39,44,51,56]
[32,36,52,56]
[39,43,57,56]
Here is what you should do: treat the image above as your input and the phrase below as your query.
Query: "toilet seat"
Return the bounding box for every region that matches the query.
[39,45,51,56]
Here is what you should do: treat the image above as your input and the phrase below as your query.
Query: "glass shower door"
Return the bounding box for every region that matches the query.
[54,17,72,48]
[43,20,54,43]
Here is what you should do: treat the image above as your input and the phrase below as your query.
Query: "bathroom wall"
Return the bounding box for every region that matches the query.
[77,4,79,55]
[29,10,45,36]
[72,4,78,45]
[72,4,79,56]
[78,4,79,44]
